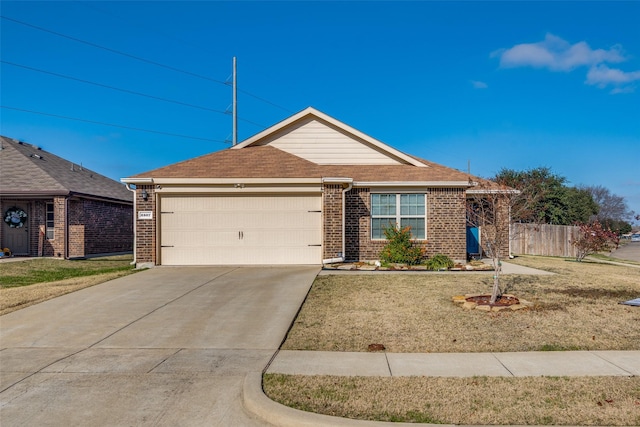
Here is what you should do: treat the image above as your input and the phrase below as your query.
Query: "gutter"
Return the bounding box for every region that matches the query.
[321,177,353,264]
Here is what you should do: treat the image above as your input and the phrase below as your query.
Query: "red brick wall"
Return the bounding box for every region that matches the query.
[67,199,133,257]
[49,197,66,257]
[426,188,467,260]
[135,185,156,265]
[1,197,131,258]
[323,184,344,260]
[343,187,467,262]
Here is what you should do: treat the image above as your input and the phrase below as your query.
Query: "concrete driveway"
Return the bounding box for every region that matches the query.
[0,266,319,426]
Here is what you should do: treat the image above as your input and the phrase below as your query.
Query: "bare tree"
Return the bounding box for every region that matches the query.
[466,179,539,304]
[582,185,633,222]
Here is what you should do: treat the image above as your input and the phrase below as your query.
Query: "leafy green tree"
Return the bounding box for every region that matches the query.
[494,167,567,224]
[563,187,599,224]
[495,167,600,226]
[601,218,632,235]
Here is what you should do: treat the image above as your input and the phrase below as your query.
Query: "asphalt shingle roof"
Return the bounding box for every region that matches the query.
[132,145,478,183]
[0,136,132,202]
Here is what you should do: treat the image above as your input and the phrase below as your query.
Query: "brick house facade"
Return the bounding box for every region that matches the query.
[124,107,509,266]
[1,137,133,258]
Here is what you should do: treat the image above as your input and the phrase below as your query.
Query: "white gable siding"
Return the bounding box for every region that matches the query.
[257,119,403,165]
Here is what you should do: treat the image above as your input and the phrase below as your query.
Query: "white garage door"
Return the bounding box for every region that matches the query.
[159,194,322,265]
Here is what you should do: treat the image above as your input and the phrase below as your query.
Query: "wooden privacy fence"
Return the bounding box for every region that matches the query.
[510,223,580,258]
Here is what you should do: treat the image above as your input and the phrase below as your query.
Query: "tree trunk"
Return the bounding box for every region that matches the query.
[490,260,501,304]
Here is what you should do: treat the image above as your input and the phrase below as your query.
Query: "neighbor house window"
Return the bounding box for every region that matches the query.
[46,202,54,239]
[371,193,426,239]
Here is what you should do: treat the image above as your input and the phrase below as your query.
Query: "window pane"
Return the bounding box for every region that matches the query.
[46,203,54,239]
[401,218,425,239]
[401,194,424,216]
[372,218,396,239]
[372,194,395,216]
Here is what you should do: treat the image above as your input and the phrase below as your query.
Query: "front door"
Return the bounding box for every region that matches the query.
[466,226,480,257]
[3,204,29,255]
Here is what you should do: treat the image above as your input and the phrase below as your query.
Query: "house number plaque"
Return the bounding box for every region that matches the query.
[138,211,153,220]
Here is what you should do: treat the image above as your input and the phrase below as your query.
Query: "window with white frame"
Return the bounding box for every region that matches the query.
[46,202,54,239]
[371,193,426,239]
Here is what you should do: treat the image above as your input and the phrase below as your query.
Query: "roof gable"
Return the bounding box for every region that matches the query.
[0,136,132,202]
[233,107,427,167]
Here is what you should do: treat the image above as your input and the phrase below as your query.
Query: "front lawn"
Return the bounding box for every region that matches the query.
[0,255,137,315]
[282,256,640,353]
[265,256,640,425]
[264,375,640,426]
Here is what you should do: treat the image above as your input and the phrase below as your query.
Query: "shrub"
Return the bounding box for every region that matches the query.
[379,225,424,265]
[425,254,454,271]
[571,221,619,262]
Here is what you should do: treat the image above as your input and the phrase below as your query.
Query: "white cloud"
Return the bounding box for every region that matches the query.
[493,33,637,93]
[493,33,625,71]
[471,80,488,89]
[586,64,640,88]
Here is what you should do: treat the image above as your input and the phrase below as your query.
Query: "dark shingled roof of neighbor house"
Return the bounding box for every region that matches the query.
[0,136,132,203]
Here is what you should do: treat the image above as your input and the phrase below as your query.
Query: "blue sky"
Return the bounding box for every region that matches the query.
[2,1,639,222]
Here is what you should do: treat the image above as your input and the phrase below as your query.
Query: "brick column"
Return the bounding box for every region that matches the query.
[323,184,343,260]
[135,185,156,266]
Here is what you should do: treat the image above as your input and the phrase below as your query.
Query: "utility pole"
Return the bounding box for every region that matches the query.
[232,56,237,146]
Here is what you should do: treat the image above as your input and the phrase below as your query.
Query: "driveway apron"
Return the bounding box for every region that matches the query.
[0,266,319,426]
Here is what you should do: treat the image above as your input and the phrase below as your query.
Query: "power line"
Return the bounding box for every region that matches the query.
[238,88,294,113]
[2,60,227,115]
[1,106,228,143]
[1,15,227,85]
[2,15,294,114]
[2,60,266,128]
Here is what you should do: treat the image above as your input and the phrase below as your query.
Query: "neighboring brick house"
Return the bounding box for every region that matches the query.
[0,136,133,258]
[122,107,507,267]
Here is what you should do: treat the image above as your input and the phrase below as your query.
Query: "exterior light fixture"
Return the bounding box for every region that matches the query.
[141,189,149,201]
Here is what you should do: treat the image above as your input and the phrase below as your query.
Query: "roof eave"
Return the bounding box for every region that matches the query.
[355,181,474,188]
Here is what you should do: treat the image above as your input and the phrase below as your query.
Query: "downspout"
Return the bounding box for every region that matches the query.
[64,196,69,259]
[341,181,353,261]
[124,183,137,266]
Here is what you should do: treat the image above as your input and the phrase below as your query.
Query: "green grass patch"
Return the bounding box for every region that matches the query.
[0,256,135,288]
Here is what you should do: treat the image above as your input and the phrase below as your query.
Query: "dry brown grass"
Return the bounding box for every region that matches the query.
[264,374,640,425]
[282,256,640,352]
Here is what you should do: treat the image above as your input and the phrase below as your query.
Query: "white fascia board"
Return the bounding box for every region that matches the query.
[322,177,354,184]
[120,177,154,184]
[467,188,521,194]
[150,177,322,185]
[233,107,427,168]
[155,186,322,194]
[355,181,473,188]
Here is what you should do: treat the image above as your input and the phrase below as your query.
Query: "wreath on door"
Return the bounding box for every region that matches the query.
[4,207,28,228]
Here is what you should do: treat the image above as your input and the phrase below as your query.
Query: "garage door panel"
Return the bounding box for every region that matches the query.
[162,230,240,247]
[160,195,322,265]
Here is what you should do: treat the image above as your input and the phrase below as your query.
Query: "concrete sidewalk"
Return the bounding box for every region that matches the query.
[245,349,640,427]
[266,350,640,377]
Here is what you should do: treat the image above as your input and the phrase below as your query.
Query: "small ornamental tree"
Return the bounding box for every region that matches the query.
[571,221,619,262]
[379,225,424,265]
[467,179,540,304]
